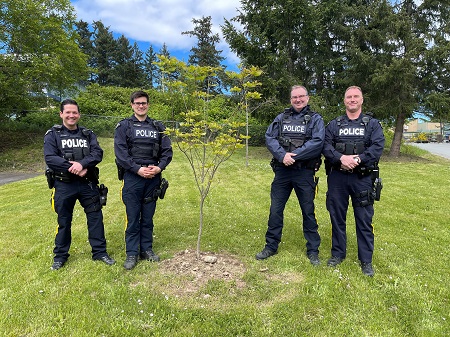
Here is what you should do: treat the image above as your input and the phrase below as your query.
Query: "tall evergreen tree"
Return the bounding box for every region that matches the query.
[143,45,158,88]
[182,16,224,67]
[110,35,144,87]
[155,43,178,90]
[223,0,450,156]
[92,21,116,85]
[182,16,225,94]
[75,20,95,84]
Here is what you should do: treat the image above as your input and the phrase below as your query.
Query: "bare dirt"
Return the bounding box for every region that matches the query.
[158,249,247,297]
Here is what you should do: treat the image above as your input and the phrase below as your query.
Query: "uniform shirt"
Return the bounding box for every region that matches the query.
[265,105,325,163]
[44,125,103,173]
[322,114,385,167]
[114,115,173,174]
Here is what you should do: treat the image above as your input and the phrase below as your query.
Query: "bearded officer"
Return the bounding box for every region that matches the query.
[323,86,385,276]
[256,85,324,265]
[44,99,115,270]
[114,90,173,270]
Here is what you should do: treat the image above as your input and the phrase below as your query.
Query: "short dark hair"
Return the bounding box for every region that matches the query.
[130,90,149,103]
[60,99,79,112]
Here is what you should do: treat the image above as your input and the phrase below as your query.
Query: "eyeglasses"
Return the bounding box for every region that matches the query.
[133,102,148,106]
[291,95,308,100]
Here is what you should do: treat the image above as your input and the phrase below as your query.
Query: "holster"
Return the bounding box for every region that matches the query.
[116,159,125,180]
[45,167,55,189]
[98,183,108,206]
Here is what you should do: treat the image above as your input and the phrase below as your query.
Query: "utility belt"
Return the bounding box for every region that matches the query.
[325,161,383,205]
[331,165,373,176]
[115,160,158,180]
[46,168,108,212]
[270,157,322,172]
[45,167,99,187]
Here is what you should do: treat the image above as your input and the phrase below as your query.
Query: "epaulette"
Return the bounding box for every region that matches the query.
[45,124,62,136]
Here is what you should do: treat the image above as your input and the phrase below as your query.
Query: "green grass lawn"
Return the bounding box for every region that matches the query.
[0,137,449,336]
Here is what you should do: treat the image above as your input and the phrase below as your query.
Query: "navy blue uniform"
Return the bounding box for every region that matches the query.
[114,116,172,256]
[322,114,384,263]
[44,125,108,263]
[264,105,324,254]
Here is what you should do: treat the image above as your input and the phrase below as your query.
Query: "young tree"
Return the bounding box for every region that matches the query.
[227,65,263,166]
[155,56,249,258]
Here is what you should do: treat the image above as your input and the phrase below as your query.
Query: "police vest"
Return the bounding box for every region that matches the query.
[279,108,313,151]
[334,115,371,155]
[51,125,91,161]
[126,118,162,165]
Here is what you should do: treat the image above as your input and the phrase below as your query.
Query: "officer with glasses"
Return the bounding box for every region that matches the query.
[256,85,325,266]
[114,90,173,270]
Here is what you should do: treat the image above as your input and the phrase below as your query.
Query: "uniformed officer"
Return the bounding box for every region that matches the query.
[322,86,385,276]
[256,85,325,265]
[44,99,115,270]
[114,90,173,270]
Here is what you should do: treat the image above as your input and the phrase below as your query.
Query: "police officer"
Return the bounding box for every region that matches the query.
[322,86,385,276]
[114,90,173,270]
[256,85,324,265]
[44,99,115,270]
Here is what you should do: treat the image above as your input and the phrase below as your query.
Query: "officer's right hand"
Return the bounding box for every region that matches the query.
[283,153,296,166]
[138,167,155,179]
[340,155,359,170]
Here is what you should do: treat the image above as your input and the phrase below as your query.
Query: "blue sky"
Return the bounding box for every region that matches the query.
[70,0,242,71]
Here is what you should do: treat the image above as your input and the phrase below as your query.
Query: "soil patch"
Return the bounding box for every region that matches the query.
[158,249,247,297]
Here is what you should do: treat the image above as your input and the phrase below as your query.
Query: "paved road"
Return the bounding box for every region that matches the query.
[410,142,450,160]
[0,172,40,186]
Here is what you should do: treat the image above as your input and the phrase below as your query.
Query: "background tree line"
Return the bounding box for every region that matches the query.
[1,0,449,156]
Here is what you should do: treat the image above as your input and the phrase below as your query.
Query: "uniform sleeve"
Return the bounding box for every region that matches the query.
[292,114,325,161]
[322,120,342,165]
[157,128,173,171]
[114,121,139,174]
[265,114,286,163]
[79,131,103,169]
[43,130,71,172]
[359,119,385,165]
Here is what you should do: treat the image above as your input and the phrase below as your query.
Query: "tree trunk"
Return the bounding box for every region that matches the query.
[389,111,407,157]
[196,195,204,259]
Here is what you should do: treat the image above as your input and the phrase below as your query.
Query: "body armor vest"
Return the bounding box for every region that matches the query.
[334,115,371,155]
[279,109,313,152]
[127,119,161,165]
[53,125,90,161]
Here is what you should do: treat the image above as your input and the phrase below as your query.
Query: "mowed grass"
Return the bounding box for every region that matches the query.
[0,136,449,337]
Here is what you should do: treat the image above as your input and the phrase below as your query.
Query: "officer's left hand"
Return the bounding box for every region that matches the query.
[146,165,161,178]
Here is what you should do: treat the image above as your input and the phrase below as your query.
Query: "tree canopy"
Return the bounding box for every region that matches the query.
[222,0,450,155]
[0,0,89,114]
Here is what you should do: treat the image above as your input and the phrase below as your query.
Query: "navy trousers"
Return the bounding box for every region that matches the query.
[52,179,107,262]
[326,170,375,263]
[265,166,320,254]
[121,172,160,256]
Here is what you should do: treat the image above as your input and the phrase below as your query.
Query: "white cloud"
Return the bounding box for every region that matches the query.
[71,0,242,68]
